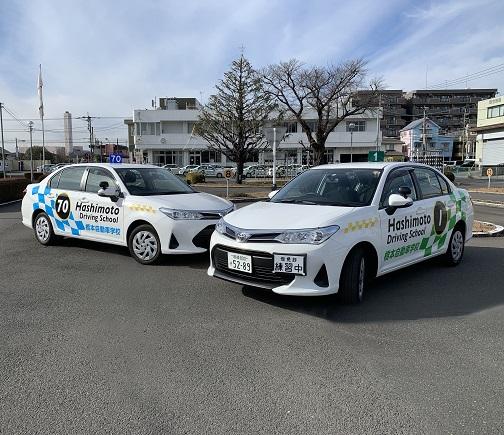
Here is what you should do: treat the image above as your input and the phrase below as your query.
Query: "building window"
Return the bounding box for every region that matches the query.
[302,121,318,132]
[153,151,184,166]
[346,120,366,132]
[282,121,298,133]
[161,121,184,134]
[187,121,196,134]
[140,122,159,135]
[201,150,221,164]
[487,104,504,119]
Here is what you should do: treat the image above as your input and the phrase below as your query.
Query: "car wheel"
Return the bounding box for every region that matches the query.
[444,226,465,266]
[128,224,161,265]
[216,173,222,178]
[338,248,366,304]
[34,212,58,246]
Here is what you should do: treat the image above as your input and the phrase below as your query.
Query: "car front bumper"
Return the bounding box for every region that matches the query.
[207,231,346,296]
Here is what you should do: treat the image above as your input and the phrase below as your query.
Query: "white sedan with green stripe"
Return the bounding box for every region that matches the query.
[208,162,473,303]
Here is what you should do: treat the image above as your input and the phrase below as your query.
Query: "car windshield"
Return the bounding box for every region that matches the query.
[114,167,195,196]
[271,168,382,207]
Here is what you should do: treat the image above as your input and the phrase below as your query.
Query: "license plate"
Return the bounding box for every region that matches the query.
[273,254,306,275]
[227,252,252,273]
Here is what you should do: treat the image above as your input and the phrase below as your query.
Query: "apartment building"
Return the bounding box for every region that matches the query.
[473,96,504,168]
[355,90,408,138]
[126,97,387,166]
[405,89,497,158]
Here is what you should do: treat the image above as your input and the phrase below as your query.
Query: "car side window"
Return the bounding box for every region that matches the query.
[85,167,118,193]
[48,172,61,188]
[436,173,451,195]
[57,167,86,191]
[415,167,443,199]
[380,169,417,208]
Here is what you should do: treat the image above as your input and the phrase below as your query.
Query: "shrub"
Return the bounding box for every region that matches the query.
[0,178,30,203]
[186,172,205,184]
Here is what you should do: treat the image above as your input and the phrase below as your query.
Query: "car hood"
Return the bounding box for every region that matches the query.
[128,192,232,211]
[224,201,356,230]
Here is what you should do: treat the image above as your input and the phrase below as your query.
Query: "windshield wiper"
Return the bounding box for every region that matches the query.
[276,199,317,205]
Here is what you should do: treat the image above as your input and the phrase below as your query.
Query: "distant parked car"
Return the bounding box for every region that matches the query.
[162,164,180,174]
[243,165,269,178]
[178,165,199,175]
[36,164,55,173]
[295,165,310,176]
[49,163,68,173]
[190,164,226,177]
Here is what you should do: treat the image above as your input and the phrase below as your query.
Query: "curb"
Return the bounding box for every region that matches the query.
[472,200,504,209]
[0,199,22,206]
[473,221,504,238]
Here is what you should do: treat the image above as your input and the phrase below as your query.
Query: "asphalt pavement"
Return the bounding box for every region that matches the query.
[1,201,503,434]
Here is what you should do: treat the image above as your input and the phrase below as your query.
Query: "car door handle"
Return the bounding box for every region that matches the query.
[416,207,426,215]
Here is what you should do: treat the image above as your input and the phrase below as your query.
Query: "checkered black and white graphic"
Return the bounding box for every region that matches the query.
[31,186,85,236]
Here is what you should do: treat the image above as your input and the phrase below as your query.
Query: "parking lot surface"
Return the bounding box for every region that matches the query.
[1,202,503,434]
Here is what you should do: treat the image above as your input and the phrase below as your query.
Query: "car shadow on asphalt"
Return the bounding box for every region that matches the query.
[241,245,504,322]
[57,237,210,269]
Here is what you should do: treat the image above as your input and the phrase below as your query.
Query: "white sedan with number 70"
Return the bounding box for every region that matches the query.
[208,162,473,303]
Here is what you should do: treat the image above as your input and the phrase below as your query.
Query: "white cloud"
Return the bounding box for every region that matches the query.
[0,0,502,151]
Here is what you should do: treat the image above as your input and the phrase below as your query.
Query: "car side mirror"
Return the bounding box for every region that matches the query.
[388,193,413,208]
[268,190,279,199]
[98,186,121,202]
[99,181,109,189]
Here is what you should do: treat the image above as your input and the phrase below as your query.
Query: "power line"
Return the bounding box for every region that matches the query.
[428,63,504,89]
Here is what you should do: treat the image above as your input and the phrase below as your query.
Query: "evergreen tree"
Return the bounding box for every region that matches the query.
[195,55,276,183]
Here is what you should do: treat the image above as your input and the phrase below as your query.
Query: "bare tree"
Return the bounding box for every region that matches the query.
[263,59,382,165]
[195,55,276,183]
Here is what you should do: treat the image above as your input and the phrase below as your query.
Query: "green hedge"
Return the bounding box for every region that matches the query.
[186,172,205,185]
[0,178,30,203]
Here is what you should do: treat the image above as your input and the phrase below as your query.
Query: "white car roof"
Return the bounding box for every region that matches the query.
[59,163,160,170]
[311,162,428,171]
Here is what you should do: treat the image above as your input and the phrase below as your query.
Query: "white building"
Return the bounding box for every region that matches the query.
[474,96,504,168]
[127,97,385,166]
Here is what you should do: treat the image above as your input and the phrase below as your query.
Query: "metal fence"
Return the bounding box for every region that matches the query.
[410,152,444,170]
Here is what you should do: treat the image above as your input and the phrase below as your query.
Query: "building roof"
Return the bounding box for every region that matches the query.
[400,117,440,132]
[411,89,497,95]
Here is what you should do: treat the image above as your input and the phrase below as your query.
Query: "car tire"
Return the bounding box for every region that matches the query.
[34,212,58,246]
[338,247,366,304]
[128,224,161,265]
[444,225,465,266]
[216,173,222,178]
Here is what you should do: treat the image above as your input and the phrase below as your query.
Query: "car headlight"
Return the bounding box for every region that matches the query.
[274,225,340,244]
[216,218,226,234]
[221,204,235,215]
[159,207,204,220]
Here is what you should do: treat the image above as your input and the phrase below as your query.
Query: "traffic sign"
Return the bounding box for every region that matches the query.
[368,151,385,162]
[109,154,122,163]
[486,168,493,177]
[224,169,233,179]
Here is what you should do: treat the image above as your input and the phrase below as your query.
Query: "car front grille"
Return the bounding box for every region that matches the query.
[212,245,294,288]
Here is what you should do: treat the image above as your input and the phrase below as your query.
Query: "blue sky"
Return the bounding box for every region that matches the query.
[0,0,503,150]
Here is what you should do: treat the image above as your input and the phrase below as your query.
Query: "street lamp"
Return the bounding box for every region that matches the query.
[28,121,34,181]
[349,122,355,163]
[263,126,287,190]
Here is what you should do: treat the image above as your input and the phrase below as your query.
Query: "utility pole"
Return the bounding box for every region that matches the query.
[0,102,5,178]
[422,107,427,159]
[462,108,467,161]
[376,94,381,152]
[28,121,34,182]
